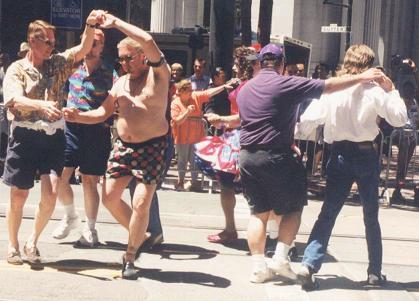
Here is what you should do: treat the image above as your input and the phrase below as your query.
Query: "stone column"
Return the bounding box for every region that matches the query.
[150,0,176,33]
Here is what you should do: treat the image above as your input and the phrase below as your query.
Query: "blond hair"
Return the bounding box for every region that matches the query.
[27,20,55,40]
[171,63,183,72]
[176,79,192,92]
[341,44,375,75]
[117,37,143,53]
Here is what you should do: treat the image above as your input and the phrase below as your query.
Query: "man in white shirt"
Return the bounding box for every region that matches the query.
[296,45,408,290]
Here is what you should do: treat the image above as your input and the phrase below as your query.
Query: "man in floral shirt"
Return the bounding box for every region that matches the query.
[3,10,106,266]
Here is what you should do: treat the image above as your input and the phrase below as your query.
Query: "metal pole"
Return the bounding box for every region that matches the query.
[345,0,353,50]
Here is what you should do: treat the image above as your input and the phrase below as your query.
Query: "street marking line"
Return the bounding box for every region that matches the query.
[0,260,120,280]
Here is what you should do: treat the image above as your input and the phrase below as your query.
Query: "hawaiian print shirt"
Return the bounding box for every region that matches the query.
[66,61,117,111]
[3,49,76,122]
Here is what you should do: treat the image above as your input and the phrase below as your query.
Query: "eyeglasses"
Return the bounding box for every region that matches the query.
[118,53,140,64]
[36,36,55,48]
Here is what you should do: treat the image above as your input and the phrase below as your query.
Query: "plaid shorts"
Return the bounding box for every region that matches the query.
[106,135,167,185]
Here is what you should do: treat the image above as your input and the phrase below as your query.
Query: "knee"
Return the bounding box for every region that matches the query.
[9,189,28,211]
[132,199,150,217]
[82,175,99,188]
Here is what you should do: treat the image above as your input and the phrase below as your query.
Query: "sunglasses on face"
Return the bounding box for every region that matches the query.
[35,36,55,48]
[118,53,140,64]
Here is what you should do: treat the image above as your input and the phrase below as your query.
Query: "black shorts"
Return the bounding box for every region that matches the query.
[239,148,307,215]
[64,122,111,175]
[3,127,66,189]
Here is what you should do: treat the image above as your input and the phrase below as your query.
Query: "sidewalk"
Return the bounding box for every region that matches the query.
[0,183,418,300]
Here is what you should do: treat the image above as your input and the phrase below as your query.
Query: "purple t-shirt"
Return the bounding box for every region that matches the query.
[237,69,325,147]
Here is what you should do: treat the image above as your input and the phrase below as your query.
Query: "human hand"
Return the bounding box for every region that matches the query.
[86,10,107,27]
[358,68,385,83]
[41,101,62,121]
[374,74,395,92]
[62,107,80,122]
[186,105,195,113]
[100,13,118,29]
[204,113,223,128]
[225,78,241,90]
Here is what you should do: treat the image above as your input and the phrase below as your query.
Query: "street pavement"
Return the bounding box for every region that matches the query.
[0,182,418,301]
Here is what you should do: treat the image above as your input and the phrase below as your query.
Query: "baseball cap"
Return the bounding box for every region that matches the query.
[258,43,283,61]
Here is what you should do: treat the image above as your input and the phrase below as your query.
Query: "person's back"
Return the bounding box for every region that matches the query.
[299,82,407,143]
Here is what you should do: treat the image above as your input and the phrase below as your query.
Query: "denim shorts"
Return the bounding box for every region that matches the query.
[3,127,65,189]
[64,122,111,175]
[239,148,307,215]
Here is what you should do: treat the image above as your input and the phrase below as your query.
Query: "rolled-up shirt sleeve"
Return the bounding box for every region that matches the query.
[374,88,408,128]
[3,63,25,107]
[297,98,328,138]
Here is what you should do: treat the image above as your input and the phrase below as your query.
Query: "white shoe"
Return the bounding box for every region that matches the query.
[250,268,275,283]
[75,228,99,247]
[267,259,297,281]
[52,215,80,239]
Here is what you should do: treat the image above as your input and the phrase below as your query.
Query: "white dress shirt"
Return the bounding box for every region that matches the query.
[296,83,408,143]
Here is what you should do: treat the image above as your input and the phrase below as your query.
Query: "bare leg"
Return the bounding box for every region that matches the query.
[247,211,270,255]
[278,211,302,246]
[27,173,60,247]
[220,185,236,233]
[7,187,29,250]
[102,176,133,230]
[57,167,75,206]
[81,174,100,221]
[125,182,157,262]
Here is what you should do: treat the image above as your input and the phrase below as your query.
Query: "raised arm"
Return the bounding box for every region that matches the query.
[71,10,106,63]
[323,68,384,94]
[101,13,170,79]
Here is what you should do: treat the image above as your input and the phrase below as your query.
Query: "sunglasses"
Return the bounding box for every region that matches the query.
[118,53,140,63]
[36,36,55,48]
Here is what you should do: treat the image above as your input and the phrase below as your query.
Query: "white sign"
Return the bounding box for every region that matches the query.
[321,23,349,33]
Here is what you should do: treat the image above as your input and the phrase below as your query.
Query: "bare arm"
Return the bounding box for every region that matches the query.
[205,113,241,129]
[323,68,385,94]
[63,94,116,124]
[9,96,62,121]
[101,13,170,79]
[71,10,106,63]
[172,105,195,125]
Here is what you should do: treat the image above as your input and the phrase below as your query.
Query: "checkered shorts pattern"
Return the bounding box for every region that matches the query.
[106,136,167,185]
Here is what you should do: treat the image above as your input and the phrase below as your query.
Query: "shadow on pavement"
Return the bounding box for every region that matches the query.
[312,274,418,292]
[26,259,121,281]
[139,267,231,287]
[99,241,220,260]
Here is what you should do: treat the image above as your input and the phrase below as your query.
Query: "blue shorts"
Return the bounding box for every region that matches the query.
[3,127,66,189]
[64,122,111,175]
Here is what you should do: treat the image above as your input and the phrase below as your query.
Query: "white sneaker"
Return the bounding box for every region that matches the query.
[75,228,99,247]
[250,268,275,283]
[52,215,80,239]
[267,259,297,281]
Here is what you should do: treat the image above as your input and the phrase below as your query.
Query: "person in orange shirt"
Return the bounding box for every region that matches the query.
[171,79,236,191]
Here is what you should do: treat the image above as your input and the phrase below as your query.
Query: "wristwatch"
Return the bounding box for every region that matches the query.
[145,55,166,67]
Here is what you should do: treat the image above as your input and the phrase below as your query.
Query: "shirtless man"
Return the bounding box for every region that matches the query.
[63,13,170,280]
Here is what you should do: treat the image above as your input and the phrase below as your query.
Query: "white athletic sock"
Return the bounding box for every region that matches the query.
[273,242,291,262]
[85,218,96,231]
[63,204,77,219]
[252,254,267,272]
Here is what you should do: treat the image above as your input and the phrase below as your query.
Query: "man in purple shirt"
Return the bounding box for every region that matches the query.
[236,43,385,284]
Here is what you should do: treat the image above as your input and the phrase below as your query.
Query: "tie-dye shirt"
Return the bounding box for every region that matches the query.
[66,62,117,111]
[3,49,76,122]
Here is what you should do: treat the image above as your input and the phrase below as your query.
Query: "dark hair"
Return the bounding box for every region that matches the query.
[211,66,224,79]
[233,46,256,80]
[261,53,282,69]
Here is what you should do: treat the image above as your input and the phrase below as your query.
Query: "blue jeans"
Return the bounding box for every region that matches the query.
[302,141,382,275]
[129,134,175,237]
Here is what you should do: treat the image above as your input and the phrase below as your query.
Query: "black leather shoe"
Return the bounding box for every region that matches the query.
[122,256,138,280]
[391,189,406,205]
